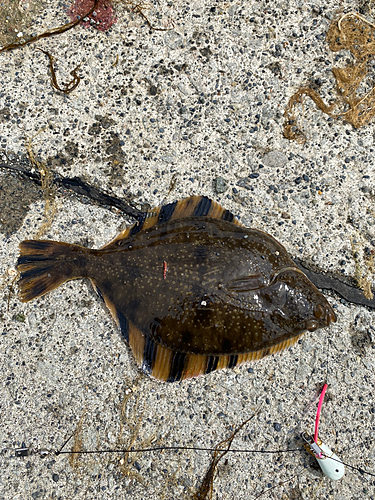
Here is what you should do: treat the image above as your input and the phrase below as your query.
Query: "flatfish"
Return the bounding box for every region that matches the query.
[17,196,336,381]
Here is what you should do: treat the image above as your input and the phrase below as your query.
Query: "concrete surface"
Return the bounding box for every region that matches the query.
[0,1,375,499]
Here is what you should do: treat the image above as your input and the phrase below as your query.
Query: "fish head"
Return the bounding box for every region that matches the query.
[260,267,337,334]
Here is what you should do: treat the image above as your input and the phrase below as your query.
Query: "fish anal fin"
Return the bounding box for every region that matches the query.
[123,327,305,381]
[148,331,304,381]
[119,327,305,381]
[150,341,173,381]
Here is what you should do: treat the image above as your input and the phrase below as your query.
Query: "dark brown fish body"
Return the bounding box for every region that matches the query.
[17,196,336,381]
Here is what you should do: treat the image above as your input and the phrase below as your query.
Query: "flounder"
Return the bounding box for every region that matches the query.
[17,196,336,381]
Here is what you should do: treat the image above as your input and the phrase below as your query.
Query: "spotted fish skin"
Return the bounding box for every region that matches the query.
[17,196,336,382]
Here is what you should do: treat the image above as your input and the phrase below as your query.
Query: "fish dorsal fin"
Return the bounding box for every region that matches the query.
[101,196,242,249]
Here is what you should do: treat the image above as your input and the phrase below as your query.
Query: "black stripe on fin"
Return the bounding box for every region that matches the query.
[94,286,105,302]
[167,352,186,382]
[18,255,50,265]
[142,337,157,374]
[222,209,234,222]
[117,310,129,342]
[193,197,211,216]
[18,265,55,280]
[131,212,147,235]
[158,201,177,223]
[262,348,271,358]
[25,281,51,299]
[228,354,238,369]
[205,356,219,374]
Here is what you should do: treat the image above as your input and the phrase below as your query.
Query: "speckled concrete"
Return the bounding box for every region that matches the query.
[0,1,375,499]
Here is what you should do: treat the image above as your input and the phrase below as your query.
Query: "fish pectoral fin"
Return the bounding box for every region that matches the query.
[227,274,268,292]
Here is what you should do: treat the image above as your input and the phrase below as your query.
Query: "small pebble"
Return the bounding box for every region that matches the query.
[133,461,142,471]
[262,151,288,168]
[149,85,158,96]
[215,176,228,194]
[237,178,252,190]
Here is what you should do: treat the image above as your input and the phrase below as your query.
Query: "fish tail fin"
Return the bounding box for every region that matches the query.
[17,240,87,302]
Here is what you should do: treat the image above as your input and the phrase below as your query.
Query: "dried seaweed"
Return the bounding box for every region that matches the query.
[284,87,335,143]
[116,0,169,31]
[350,237,374,301]
[7,272,20,313]
[115,379,153,484]
[68,410,86,470]
[37,49,81,94]
[192,415,255,500]
[0,0,99,54]
[26,137,57,238]
[284,12,375,142]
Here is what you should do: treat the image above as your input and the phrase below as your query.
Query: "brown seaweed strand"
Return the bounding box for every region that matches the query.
[193,414,257,500]
[132,3,168,31]
[0,0,99,54]
[37,49,81,94]
[284,87,336,143]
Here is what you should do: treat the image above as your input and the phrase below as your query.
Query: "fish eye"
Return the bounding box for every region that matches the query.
[116,239,125,247]
[314,304,325,319]
[306,320,319,332]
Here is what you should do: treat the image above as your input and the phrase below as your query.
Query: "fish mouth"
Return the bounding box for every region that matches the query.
[313,304,337,326]
[273,268,338,327]
[326,308,337,325]
[305,305,336,331]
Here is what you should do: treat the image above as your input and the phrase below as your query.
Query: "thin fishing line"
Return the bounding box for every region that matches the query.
[9,443,375,478]
[326,329,330,383]
[317,453,375,478]
[6,403,375,479]
[56,446,302,455]
[60,447,375,478]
